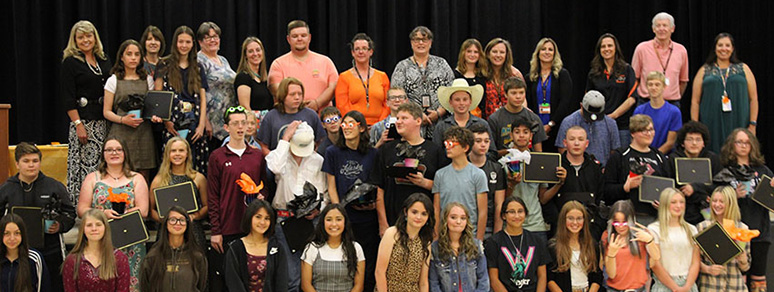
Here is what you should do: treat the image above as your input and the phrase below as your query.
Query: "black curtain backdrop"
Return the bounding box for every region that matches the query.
[2,0,773,163]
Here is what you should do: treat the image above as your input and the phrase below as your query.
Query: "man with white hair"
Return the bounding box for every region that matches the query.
[631,12,689,108]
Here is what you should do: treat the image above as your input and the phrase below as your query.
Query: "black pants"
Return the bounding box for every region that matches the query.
[208,233,244,292]
[352,219,380,292]
[43,252,64,292]
[749,241,770,277]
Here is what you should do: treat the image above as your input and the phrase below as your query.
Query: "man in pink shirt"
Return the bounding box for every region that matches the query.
[632,12,689,108]
[269,20,339,112]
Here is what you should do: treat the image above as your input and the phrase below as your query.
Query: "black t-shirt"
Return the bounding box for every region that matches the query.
[585,65,637,130]
[604,146,668,216]
[368,139,448,225]
[484,230,550,292]
[479,159,507,232]
[234,72,273,111]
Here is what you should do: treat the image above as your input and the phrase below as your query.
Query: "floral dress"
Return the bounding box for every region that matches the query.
[91,174,146,292]
[198,51,236,141]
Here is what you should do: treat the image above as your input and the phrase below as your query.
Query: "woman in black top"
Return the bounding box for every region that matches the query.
[527,38,574,153]
[454,38,487,117]
[235,36,273,113]
[586,33,638,147]
[61,20,111,203]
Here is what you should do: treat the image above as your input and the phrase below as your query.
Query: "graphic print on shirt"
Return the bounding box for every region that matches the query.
[501,246,535,288]
[392,142,428,185]
[500,123,513,147]
[627,156,659,175]
[340,160,364,179]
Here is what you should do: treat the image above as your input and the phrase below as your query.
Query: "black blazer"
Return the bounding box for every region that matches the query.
[527,68,575,130]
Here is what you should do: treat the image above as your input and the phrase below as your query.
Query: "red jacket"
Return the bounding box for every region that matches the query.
[207,146,266,236]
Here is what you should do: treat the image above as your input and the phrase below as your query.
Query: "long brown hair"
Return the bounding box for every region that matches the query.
[437,203,479,262]
[720,128,765,166]
[589,33,629,78]
[142,206,204,291]
[110,39,148,80]
[67,209,117,281]
[97,137,134,178]
[0,214,32,292]
[551,201,598,273]
[455,39,487,76]
[155,137,198,187]
[162,26,202,96]
[236,37,268,82]
[483,38,515,82]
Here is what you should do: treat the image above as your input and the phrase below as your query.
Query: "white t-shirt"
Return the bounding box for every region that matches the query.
[570,250,589,288]
[104,75,155,93]
[227,145,246,157]
[301,242,365,265]
[648,222,698,276]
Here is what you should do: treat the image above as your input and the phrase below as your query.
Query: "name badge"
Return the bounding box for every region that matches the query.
[722,95,732,112]
[539,103,551,114]
[421,94,431,108]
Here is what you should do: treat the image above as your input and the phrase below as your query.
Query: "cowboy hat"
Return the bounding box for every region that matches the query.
[437,78,484,113]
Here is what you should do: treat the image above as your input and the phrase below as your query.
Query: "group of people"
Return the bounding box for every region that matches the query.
[0,10,765,292]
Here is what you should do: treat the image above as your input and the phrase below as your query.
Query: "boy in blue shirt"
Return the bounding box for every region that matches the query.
[633,71,682,154]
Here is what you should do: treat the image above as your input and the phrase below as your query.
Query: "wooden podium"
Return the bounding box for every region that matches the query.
[0,104,9,184]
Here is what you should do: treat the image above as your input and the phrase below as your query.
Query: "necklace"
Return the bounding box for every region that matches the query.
[87,59,102,76]
[106,171,124,181]
[504,229,524,261]
[20,180,34,193]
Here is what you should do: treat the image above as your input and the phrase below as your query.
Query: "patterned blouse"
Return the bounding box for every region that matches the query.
[198,51,236,140]
[391,55,454,112]
[63,250,130,292]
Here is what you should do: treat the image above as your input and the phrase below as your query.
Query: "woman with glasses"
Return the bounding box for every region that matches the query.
[140,206,207,292]
[102,39,158,181]
[235,37,273,113]
[647,188,700,292]
[600,200,659,292]
[62,20,112,204]
[391,26,454,139]
[527,38,574,153]
[323,110,379,291]
[63,209,130,292]
[485,196,549,292]
[690,33,759,153]
[335,33,390,126]
[546,201,601,292]
[76,137,149,292]
[716,128,772,291]
[197,22,236,148]
[149,137,208,249]
[155,25,210,175]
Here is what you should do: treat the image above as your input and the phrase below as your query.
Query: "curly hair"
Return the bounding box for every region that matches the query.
[720,128,765,166]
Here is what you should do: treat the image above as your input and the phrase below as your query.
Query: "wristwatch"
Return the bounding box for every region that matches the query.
[749,120,758,126]
[73,119,82,126]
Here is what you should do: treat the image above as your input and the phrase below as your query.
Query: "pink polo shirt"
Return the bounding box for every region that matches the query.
[268,50,339,107]
[631,39,689,101]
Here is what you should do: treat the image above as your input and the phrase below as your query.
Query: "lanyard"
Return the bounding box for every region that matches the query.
[653,41,673,75]
[412,56,430,83]
[538,74,552,104]
[717,64,731,96]
[353,66,371,108]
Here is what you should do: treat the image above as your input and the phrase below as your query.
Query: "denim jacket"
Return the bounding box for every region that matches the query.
[429,239,489,292]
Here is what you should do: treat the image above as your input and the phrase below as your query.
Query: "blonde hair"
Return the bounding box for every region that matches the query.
[646,71,666,85]
[711,186,741,221]
[67,209,117,281]
[236,37,268,82]
[62,20,107,62]
[528,38,563,81]
[656,188,694,243]
[437,203,479,262]
[155,137,198,187]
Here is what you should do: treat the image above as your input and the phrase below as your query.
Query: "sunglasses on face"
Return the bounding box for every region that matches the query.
[340,121,358,129]
[612,221,629,227]
[443,140,460,149]
[323,116,340,124]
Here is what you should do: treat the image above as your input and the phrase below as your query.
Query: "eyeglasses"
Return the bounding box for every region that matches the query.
[323,116,340,124]
[168,217,187,225]
[443,140,460,149]
[411,38,430,43]
[103,148,124,154]
[353,47,371,52]
[566,216,584,223]
[735,140,751,147]
[612,221,629,227]
[340,121,358,129]
[505,209,525,216]
[224,106,246,120]
[203,35,220,41]
[388,95,408,101]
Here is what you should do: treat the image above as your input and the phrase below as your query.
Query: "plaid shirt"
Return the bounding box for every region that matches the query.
[696,220,751,292]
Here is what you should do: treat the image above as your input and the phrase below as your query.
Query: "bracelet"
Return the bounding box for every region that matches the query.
[119,116,124,124]
[606,254,616,258]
